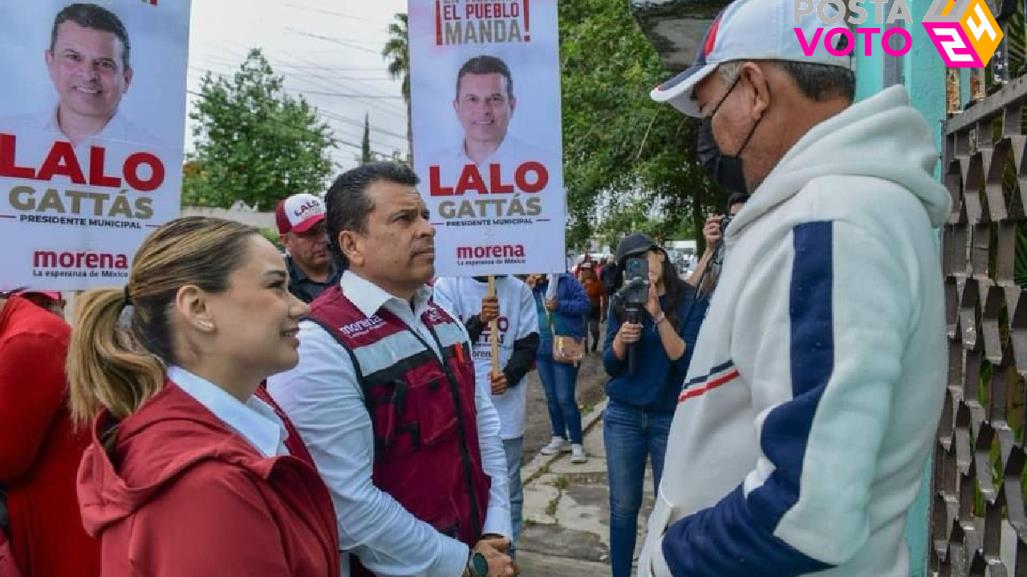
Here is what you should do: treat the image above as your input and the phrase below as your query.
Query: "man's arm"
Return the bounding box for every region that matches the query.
[267,323,469,577]
[501,284,540,387]
[502,333,539,387]
[474,365,512,539]
[687,216,722,288]
[655,221,914,577]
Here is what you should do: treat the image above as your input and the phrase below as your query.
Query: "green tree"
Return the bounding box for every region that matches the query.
[361,113,372,164]
[183,49,335,210]
[559,0,727,252]
[382,13,412,160]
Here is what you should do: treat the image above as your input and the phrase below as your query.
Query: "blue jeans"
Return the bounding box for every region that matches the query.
[536,352,583,443]
[503,437,524,557]
[603,400,673,577]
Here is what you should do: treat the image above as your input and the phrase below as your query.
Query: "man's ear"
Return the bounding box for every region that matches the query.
[339,231,364,268]
[122,66,134,94]
[509,95,517,115]
[174,284,216,333]
[741,62,771,120]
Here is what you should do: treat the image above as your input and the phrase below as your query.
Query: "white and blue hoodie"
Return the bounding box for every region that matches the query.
[638,86,952,577]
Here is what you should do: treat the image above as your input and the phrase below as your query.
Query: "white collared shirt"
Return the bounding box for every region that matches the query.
[267,270,510,577]
[167,365,289,458]
[0,106,162,150]
[434,134,550,169]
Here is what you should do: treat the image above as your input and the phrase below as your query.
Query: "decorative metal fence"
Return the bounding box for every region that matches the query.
[935,3,1027,569]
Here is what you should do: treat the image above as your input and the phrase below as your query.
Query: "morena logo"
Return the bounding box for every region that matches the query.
[456,244,526,260]
[795,0,1002,67]
[33,250,129,269]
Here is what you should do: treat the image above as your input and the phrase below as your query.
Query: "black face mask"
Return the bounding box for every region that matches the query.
[696,75,763,195]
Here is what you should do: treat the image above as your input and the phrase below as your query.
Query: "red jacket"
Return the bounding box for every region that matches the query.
[0,296,100,577]
[77,381,340,577]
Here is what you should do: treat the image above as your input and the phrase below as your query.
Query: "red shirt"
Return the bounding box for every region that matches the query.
[0,296,100,577]
[581,278,605,306]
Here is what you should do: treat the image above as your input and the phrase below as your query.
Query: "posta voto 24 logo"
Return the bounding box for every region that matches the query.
[795,0,1003,67]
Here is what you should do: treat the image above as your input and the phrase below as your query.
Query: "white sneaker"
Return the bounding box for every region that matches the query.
[540,437,568,455]
[570,444,587,463]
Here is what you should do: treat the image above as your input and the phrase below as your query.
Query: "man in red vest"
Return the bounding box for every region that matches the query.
[268,162,515,577]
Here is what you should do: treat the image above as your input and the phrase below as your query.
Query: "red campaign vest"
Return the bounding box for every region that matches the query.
[307,285,490,575]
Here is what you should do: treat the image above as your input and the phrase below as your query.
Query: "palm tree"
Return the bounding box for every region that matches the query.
[382,13,412,162]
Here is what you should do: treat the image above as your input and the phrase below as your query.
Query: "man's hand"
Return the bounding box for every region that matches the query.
[545,298,558,312]
[475,537,515,577]
[480,295,500,324]
[703,214,724,250]
[490,370,509,395]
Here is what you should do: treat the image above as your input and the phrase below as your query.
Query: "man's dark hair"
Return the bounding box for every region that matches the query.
[325,161,420,270]
[776,61,854,102]
[51,3,131,68]
[455,55,513,99]
[726,192,750,211]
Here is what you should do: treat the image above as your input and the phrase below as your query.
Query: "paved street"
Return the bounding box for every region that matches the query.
[514,349,656,577]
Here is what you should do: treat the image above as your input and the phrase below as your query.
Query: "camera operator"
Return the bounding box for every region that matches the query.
[601,233,707,577]
[688,192,749,293]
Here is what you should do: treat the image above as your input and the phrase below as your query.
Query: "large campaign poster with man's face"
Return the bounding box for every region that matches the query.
[409,0,565,276]
[0,0,191,290]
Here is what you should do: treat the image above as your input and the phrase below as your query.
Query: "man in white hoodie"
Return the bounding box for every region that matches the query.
[638,1,952,576]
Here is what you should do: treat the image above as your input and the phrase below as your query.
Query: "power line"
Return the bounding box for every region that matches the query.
[184,87,401,156]
[272,50,406,118]
[283,3,387,26]
[298,89,404,100]
[286,28,381,56]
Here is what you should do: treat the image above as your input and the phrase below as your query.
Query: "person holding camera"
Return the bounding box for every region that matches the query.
[525,273,591,463]
[602,233,707,577]
[687,192,749,293]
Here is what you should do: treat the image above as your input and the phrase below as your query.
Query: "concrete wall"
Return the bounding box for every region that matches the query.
[179,206,276,230]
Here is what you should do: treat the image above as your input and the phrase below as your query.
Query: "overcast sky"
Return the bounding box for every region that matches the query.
[186,0,409,175]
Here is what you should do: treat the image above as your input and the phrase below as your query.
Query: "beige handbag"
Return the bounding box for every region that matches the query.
[548,312,583,365]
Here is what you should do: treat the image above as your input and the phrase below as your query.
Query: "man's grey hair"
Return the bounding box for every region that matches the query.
[717,59,855,102]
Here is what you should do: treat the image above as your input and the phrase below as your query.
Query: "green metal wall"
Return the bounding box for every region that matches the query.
[852,2,946,576]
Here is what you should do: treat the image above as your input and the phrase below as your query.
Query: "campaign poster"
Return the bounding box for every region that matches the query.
[0,0,191,290]
[409,0,566,276]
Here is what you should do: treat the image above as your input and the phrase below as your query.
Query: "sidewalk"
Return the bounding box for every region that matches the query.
[515,399,655,576]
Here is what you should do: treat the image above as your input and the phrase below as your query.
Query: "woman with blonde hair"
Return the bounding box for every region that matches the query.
[68,216,339,577]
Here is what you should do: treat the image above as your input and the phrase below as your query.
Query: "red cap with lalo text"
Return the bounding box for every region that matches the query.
[275,193,326,235]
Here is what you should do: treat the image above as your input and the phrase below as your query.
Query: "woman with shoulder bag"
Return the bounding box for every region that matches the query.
[602,233,708,577]
[525,273,590,463]
[68,217,339,577]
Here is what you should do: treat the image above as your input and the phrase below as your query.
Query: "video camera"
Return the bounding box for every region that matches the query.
[619,256,649,308]
[612,255,648,376]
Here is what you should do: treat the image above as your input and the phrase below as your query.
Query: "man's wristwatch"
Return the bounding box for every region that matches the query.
[464,550,488,577]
